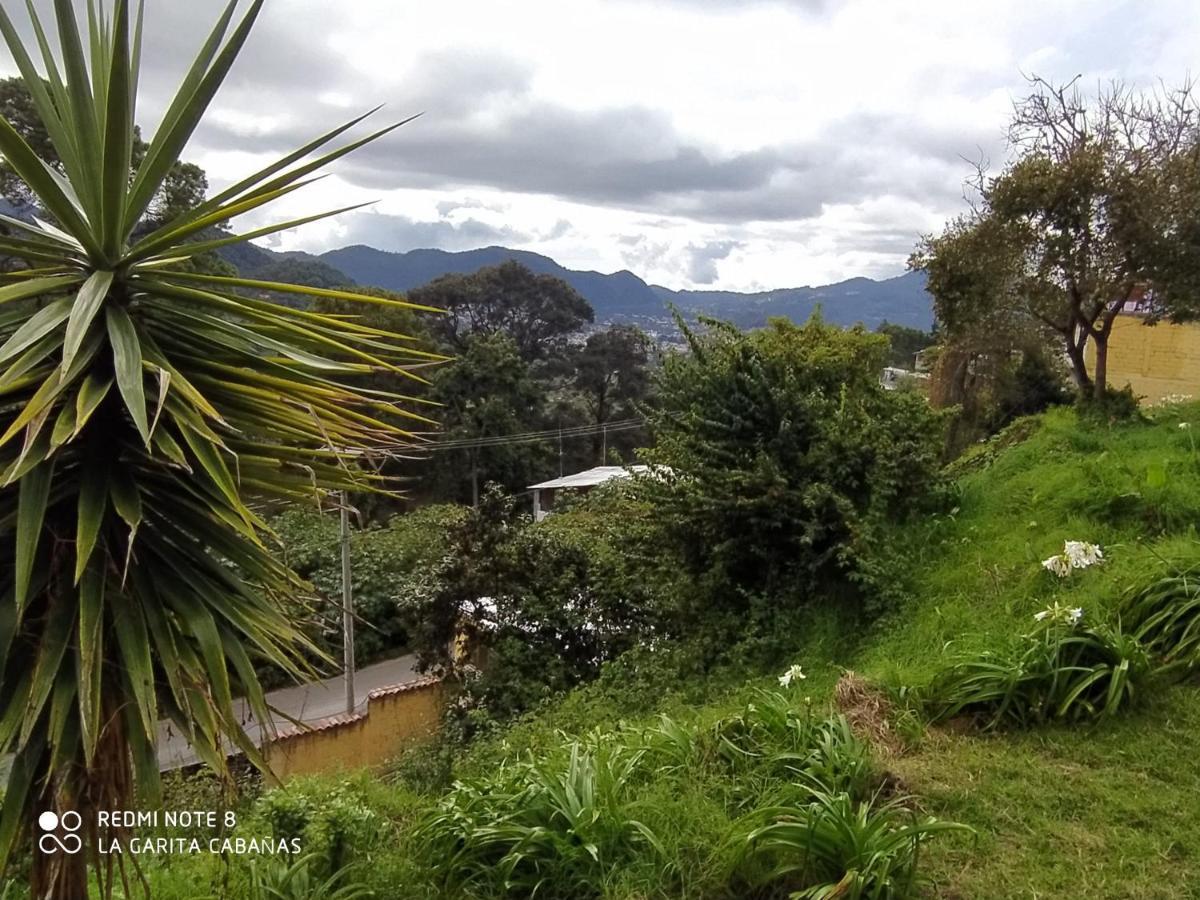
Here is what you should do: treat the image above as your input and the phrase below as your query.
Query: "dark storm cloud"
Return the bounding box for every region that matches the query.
[190,52,978,226]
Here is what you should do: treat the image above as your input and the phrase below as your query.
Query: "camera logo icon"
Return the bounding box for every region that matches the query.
[37,811,83,855]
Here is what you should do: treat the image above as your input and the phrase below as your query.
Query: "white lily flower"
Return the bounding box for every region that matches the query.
[1042,555,1071,577]
[778,664,806,687]
[1034,602,1086,627]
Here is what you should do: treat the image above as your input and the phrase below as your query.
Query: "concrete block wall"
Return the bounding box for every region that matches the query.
[1088,316,1200,404]
[264,677,445,779]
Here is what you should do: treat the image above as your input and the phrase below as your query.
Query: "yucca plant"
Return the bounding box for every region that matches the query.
[0,1,433,895]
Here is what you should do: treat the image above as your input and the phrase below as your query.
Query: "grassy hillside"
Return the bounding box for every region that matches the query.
[850,401,1200,898]
[131,401,1200,899]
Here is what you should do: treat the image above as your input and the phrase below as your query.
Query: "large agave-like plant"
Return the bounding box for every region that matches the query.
[0,1,431,894]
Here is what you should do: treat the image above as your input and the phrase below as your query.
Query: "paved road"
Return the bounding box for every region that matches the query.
[156,653,423,770]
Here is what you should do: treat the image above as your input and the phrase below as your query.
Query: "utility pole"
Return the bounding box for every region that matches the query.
[340,492,355,716]
[470,449,479,507]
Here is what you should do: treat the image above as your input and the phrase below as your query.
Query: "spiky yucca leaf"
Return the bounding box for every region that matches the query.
[0,0,434,889]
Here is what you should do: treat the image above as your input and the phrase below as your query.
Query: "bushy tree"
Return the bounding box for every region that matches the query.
[397,488,655,731]
[425,332,551,502]
[271,504,466,673]
[567,324,653,463]
[875,321,934,369]
[410,259,594,362]
[913,77,1200,402]
[644,314,946,616]
[927,324,1071,456]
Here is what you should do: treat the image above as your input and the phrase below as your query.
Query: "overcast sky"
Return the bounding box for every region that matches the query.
[6,0,1199,291]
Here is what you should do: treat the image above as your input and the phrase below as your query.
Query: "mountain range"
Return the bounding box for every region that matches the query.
[313,245,935,333]
[4,196,933,332]
[219,241,935,334]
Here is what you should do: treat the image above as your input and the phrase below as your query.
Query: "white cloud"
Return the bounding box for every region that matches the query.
[4,0,1197,290]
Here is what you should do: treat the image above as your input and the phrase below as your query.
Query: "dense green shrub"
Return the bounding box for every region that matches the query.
[397,487,661,732]
[255,780,380,878]
[644,313,948,622]
[1076,383,1142,423]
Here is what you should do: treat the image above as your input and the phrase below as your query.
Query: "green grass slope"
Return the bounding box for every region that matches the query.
[850,401,1200,898]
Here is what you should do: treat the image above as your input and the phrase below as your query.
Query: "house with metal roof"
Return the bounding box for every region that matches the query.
[527,465,654,520]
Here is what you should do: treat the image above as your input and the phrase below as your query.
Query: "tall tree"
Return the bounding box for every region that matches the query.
[0,2,426,896]
[874,321,934,369]
[568,324,652,463]
[425,332,548,503]
[912,77,1200,401]
[409,259,594,361]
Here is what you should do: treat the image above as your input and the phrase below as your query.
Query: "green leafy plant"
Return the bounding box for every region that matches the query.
[268,503,465,677]
[710,692,873,802]
[741,790,971,899]
[417,738,666,898]
[643,313,947,622]
[256,780,379,877]
[246,854,372,900]
[917,610,1154,729]
[1122,570,1200,672]
[0,1,431,894]
[399,487,656,734]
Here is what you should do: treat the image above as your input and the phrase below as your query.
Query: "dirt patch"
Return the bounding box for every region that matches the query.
[833,671,909,757]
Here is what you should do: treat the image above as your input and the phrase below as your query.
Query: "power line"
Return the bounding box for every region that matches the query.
[409,418,646,453]
[411,417,643,449]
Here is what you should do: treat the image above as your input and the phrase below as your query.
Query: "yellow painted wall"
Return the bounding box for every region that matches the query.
[265,678,445,779]
[1088,316,1200,404]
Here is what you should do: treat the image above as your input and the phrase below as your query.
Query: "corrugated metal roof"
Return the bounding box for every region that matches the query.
[528,465,652,491]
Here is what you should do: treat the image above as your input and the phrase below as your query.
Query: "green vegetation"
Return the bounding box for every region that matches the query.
[374,260,656,507]
[128,399,1200,900]
[914,611,1154,729]
[874,321,934,370]
[270,504,464,673]
[644,314,947,613]
[2,15,1196,897]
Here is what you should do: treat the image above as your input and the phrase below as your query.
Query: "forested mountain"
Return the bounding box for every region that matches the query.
[220,242,934,331]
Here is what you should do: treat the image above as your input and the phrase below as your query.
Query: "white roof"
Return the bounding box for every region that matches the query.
[528,465,653,491]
